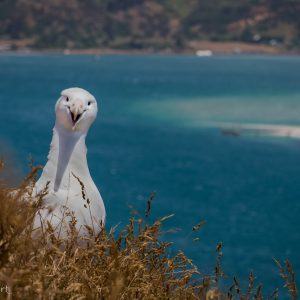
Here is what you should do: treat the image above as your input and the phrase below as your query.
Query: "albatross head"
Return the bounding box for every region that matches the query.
[55,87,98,133]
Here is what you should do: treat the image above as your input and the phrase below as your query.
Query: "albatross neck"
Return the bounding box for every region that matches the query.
[49,123,91,191]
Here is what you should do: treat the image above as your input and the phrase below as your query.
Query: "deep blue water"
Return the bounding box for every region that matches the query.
[0,54,300,297]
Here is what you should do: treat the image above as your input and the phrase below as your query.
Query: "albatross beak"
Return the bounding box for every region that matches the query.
[69,100,84,128]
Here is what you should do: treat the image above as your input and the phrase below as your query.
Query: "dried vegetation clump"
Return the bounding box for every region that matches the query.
[0,162,298,299]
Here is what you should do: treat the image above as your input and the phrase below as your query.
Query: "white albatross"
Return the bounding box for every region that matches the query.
[33,87,106,237]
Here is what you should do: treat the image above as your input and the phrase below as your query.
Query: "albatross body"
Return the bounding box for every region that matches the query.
[33,87,105,237]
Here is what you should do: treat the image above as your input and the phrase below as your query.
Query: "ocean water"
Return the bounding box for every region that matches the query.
[0,54,300,296]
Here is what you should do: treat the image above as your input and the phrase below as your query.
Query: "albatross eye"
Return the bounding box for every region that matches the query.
[66,97,69,102]
[88,101,91,106]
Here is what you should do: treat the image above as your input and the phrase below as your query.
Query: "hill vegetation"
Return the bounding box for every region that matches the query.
[0,0,300,52]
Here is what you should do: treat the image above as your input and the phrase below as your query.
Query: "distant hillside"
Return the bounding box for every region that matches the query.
[0,0,299,51]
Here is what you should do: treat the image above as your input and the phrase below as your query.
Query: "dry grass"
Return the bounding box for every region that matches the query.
[0,162,298,299]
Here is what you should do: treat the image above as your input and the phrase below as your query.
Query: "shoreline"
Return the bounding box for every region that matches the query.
[0,49,298,57]
[0,39,299,56]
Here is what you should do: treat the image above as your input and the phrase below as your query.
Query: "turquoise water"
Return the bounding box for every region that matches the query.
[0,54,300,296]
